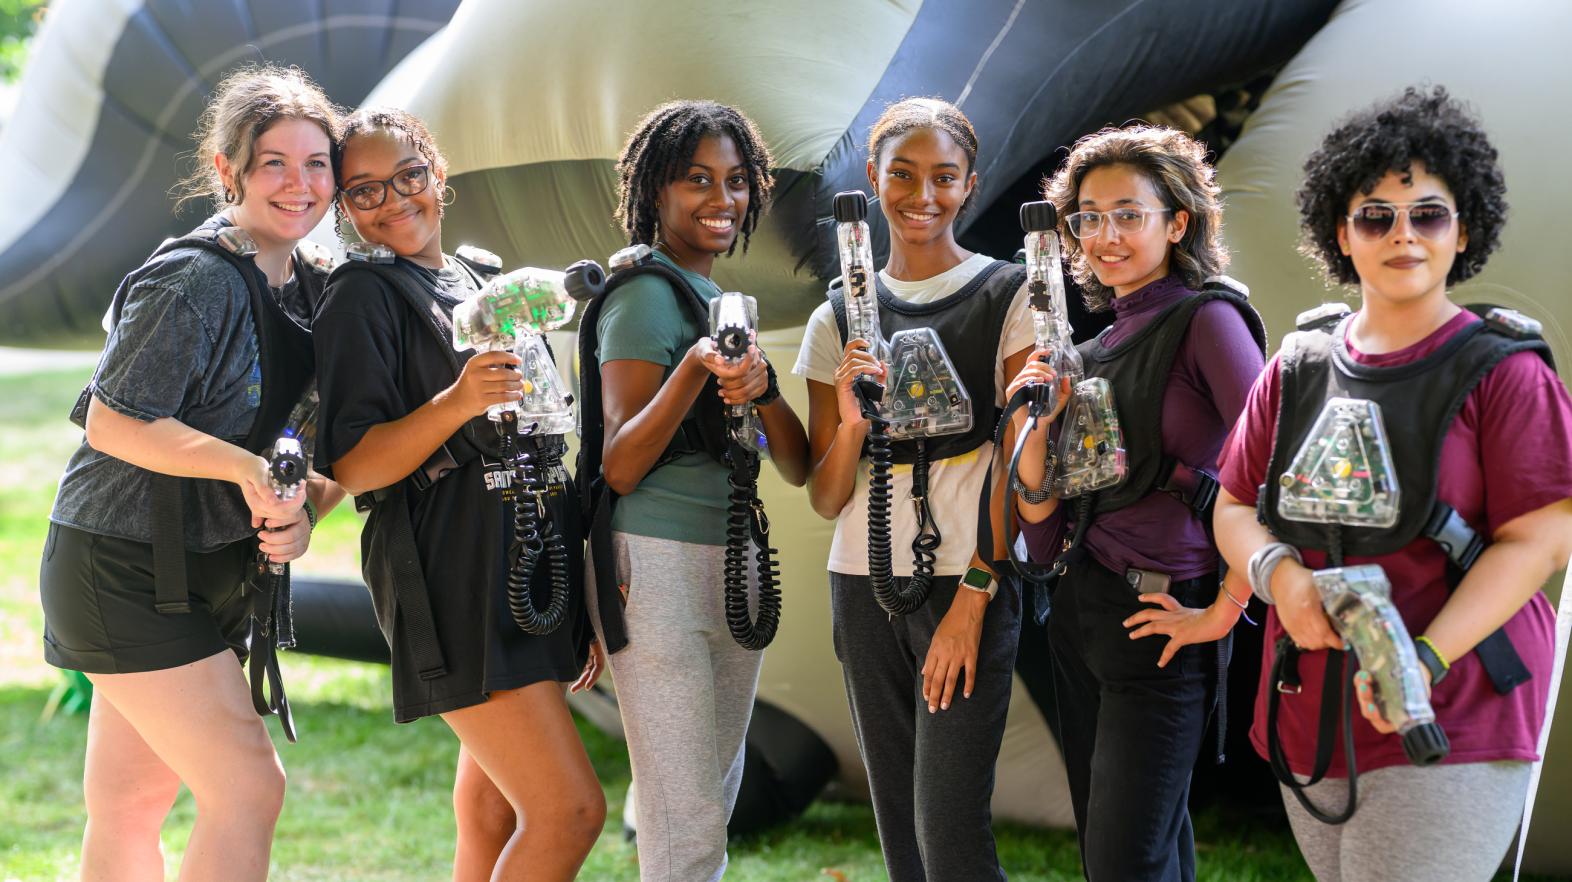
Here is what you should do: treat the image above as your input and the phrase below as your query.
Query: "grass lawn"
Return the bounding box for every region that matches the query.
[0,364,1547,881]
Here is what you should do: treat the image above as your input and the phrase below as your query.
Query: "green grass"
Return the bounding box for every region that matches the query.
[0,365,1549,881]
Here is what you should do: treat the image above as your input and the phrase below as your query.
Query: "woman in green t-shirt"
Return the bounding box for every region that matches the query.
[588,99,809,882]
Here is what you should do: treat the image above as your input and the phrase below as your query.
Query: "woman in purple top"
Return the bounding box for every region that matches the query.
[1212,87,1572,881]
[1008,125,1265,882]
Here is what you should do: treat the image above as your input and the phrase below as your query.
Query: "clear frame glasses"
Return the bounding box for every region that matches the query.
[1064,206,1172,240]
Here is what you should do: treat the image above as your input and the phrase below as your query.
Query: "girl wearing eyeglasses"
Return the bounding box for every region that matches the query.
[1007,125,1265,881]
[1209,86,1572,881]
[313,108,604,882]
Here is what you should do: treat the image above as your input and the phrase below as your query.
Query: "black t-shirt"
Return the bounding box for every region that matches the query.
[313,255,585,721]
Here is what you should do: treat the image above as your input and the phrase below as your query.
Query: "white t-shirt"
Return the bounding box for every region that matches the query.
[792,252,1035,576]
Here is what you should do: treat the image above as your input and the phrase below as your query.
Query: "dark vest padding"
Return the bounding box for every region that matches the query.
[1260,313,1553,556]
[575,260,731,476]
[829,259,1025,463]
[1078,284,1266,516]
[325,258,501,467]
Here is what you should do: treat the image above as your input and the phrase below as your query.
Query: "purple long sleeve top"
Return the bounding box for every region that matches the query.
[1020,275,1265,580]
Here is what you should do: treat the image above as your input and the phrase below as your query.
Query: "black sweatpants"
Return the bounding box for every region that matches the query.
[830,572,1021,882]
[1048,559,1221,882]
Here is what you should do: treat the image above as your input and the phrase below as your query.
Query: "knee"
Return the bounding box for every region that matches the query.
[191,741,287,820]
[453,776,516,842]
[84,774,179,832]
[539,785,606,855]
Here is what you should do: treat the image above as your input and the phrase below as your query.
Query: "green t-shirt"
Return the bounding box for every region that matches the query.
[594,251,731,545]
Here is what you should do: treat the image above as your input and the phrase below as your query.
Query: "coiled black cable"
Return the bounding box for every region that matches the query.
[496,414,569,636]
[865,416,938,616]
[723,428,781,650]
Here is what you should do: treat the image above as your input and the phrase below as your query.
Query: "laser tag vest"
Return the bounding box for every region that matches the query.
[69,218,328,627]
[1260,305,1553,556]
[574,249,732,477]
[1077,278,1266,518]
[327,243,511,682]
[331,243,508,494]
[828,259,1026,464]
[1258,304,1554,694]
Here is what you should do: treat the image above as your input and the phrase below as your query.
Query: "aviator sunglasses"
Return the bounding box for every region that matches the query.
[1346,201,1456,242]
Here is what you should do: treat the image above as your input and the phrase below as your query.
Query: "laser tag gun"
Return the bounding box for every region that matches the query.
[1278,397,1400,529]
[1054,378,1128,497]
[1313,565,1450,765]
[833,190,972,440]
[448,266,581,636]
[835,190,890,420]
[1268,395,1428,823]
[831,190,970,616]
[1018,201,1084,412]
[250,380,319,742]
[451,268,578,437]
[709,291,766,450]
[708,289,783,650]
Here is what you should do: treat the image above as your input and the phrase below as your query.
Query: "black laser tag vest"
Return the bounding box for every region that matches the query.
[1078,278,1266,517]
[70,218,326,622]
[1260,306,1554,557]
[329,245,509,682]
[575,253,732,476]
[1259,305,1555,694]
[829,259,1025,463]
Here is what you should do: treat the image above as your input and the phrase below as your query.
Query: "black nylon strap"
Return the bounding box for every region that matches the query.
[247,562,296,742]
[1268,638,1358,824]
[588,481,629,654]
[377,482,449,681]
[1422,501,1530,694]
[149,474,191,614]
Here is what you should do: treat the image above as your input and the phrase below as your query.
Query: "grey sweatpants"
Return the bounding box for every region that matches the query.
[586,531,764,882]
[1282,760,1531,882]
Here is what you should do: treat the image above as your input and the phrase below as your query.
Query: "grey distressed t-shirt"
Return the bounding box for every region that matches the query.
[51,238,301,551]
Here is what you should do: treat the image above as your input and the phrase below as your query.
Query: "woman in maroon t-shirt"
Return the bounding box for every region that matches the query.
[1212,86,1572,880]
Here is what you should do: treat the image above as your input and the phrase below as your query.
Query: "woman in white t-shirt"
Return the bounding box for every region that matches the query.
[792,97,1034,882]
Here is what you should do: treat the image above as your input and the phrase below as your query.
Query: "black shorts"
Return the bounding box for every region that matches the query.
[40,522,254,674]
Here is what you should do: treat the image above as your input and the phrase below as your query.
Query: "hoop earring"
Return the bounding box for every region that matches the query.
[223,187,236,204]
[441,185,456,207]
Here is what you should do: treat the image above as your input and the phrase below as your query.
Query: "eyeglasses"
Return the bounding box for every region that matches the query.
[1063,207,1172,240]
[342,164,431,211]
[1346,201,1455,242]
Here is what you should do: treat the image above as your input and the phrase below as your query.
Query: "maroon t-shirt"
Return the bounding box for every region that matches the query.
[1021,275,1264,579]
[1218,309,1572,776]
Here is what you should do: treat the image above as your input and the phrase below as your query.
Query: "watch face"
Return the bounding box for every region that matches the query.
[963,567,992,589]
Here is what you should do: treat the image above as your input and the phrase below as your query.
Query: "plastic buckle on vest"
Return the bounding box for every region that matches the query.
[1423,503,1487,571]
[215,226,259,258]
[346,241,396,264]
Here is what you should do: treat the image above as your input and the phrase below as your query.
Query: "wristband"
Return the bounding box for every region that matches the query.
[1011,453,1057,504]
[1247,542,1302,605]
[1413,635,1450,685]
[754,360,781,406]
[303,498,318,531]
[1221,583,1258,626]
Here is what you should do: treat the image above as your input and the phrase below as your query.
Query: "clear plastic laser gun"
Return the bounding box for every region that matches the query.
[451,268,578,437]
[1313,565,1450,765]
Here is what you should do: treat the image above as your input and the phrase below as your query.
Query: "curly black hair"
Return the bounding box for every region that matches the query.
[331,107,449,244]
[1297,85,1506,286]
[867,97,980,215]
[614,100,773,256]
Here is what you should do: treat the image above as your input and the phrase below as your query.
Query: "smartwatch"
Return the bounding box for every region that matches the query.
[961,566,998,601]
